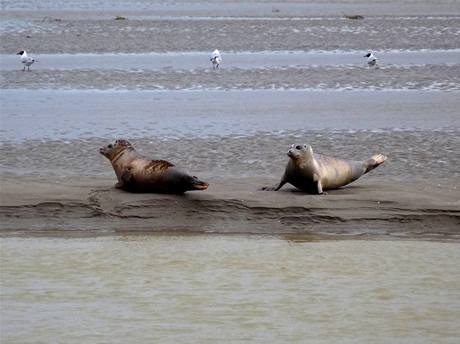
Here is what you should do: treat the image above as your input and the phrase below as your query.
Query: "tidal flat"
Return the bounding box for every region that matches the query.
[1,1,460,343]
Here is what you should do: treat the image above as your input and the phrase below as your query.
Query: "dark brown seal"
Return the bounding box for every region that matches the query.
[100,139,208,193]
[264,144,387,194]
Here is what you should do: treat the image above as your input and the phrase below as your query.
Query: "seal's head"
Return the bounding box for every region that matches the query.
[99,139,134,161]
[287,144,314,161]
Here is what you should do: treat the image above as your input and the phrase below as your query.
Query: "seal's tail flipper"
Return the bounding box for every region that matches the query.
[364,153,387,174]
[190,177,209,191]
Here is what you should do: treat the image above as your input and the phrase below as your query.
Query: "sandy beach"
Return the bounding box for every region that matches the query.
[1,177,459,240]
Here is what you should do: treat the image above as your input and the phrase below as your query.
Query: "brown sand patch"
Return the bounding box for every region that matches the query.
[1,178,459,240]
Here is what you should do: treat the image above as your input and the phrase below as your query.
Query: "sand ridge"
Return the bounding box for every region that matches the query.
[1,178,459,240]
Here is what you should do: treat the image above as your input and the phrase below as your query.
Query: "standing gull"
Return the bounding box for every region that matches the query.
[364,52,378,67]
[16,50,36,71]
[210,49,222,69]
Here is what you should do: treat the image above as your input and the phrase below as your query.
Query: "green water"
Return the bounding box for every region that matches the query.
[1,236,459,343]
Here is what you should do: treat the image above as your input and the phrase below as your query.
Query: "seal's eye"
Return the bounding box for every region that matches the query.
[296,145,302,150]
[108,144,113,149]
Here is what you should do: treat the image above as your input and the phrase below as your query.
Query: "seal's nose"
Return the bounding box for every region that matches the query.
[99,147,105,154]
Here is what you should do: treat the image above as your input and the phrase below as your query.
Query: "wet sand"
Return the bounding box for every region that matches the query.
[3,0,460,16]
[1,128,459,239]
[2,16,460,54]
[2,65,460,91]
[1,92,459,239]
[1,177,459,240]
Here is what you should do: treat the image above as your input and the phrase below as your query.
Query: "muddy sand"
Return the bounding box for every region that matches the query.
[1,90,459,239]
[2,15,460,54]
[1,177,459,240]
[1,129,459,240]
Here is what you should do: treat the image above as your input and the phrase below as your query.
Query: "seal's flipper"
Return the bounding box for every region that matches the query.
[261,179,286,191]
[273,179,287,191]
[363,154,387,174]
[316,179,323,194]
[120,167,134,186]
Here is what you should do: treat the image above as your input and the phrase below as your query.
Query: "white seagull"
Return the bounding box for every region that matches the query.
[16,50,36,71]
[210,49,222,69]
[364,52,378,67]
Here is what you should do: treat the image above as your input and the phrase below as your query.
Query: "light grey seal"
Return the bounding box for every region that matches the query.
[264,144,387,194]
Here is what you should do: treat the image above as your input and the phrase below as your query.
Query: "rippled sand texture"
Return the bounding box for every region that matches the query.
[2,65,460,91]
[2,13,460,53]
[2,132,460,184]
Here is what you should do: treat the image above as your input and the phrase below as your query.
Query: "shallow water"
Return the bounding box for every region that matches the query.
[2,50,460,71]
[2,89,459,184]
[1,236,460,343]
[1,90,459,142]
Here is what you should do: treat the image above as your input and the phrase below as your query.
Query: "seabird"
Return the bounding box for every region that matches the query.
[364,52,378,67]
[210,49,222,69]
[16,50,35,71]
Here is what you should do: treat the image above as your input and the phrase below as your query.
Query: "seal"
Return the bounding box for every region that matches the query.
[263,144,387,194]
[99,139,209,193]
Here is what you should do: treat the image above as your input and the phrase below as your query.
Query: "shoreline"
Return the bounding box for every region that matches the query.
[1,178,459,240]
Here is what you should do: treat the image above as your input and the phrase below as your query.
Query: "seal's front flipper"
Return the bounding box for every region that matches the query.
[313,174,327,195]
[261,179,286,191]
[316,179,325,195]
[115,168,133,189]
[119,167,134,188]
